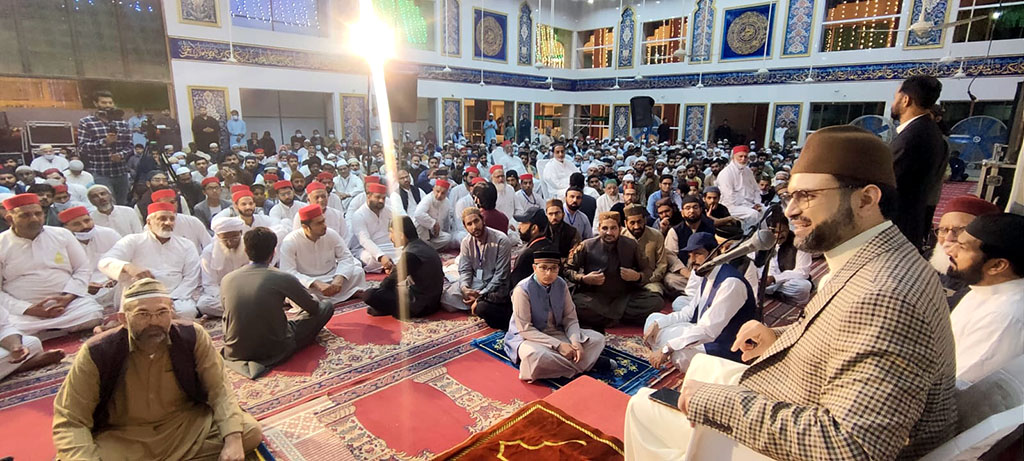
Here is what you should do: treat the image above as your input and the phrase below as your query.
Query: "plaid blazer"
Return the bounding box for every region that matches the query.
[688,224,957,460]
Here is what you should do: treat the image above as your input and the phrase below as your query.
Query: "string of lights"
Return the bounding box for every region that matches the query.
[231,0,322,33]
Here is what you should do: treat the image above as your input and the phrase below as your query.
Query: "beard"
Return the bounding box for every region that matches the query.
[793,199,856,253]
[948,259,985,285]
[928,246,951,274]
[683,214,701,224]
[519,228,534,242]
[152,226,174,239]
[566,202,580,211]
[131,325,168,343]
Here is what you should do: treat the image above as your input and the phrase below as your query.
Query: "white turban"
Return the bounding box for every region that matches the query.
[211,216,245,235]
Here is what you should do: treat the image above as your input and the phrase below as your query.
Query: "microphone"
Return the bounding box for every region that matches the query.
[694,229,777,277]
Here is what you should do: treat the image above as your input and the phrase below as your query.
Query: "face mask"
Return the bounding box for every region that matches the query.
[43,153,56,160]
[74,228,95,240]
[232,116,239,121]
[177,160,186,166]
[443,159,453,167]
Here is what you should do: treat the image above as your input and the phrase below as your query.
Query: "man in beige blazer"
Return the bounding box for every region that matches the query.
[626,125,957,460]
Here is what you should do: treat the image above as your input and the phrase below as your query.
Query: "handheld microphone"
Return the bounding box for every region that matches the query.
[694,229,777,277]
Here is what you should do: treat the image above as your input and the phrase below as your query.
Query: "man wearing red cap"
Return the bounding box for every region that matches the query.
[268,179,308,231]
[0,194,104,335]
[348,183,398,273]
[99,202,202,318]
[314,172,345,212]
[280,203,366,303]
[42,168,88,205]
[193,177,231,230]
[345,175,384,217]
[292,182,349,244]
[149,188,211,255]
[513,173,542,217]
[927,195,1000,308]
[27,183,62,226]
[715,146,762,231]
[412,178,456,250]
[59,206,122,309]
[449,166,479,207]
[216,188,283,237]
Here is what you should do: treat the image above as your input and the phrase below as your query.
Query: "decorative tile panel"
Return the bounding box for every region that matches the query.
[187,86,228,122]
[683,104,707,144]
[690,0,715,63]
[782,0,814,57]
[721,3,776,61]
[906,0,948,48]
[515,102,532,142]
[341,94,368,146]
[473,8,507,63]
[443,0,461,57]
[517,2,533,66]
[442,98,462,142]
[617,7,636,69]
[179,0,219,26]
[613,105,631,139]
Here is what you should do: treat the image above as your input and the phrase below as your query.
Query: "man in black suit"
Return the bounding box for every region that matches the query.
[889,76,948,251]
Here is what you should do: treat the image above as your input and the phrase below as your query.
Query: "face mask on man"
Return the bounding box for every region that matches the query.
[74,228,95,241]
[232,115,239,121]
[44,153,55,160]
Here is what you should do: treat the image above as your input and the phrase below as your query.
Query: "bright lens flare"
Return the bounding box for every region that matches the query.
[347,1,397,64]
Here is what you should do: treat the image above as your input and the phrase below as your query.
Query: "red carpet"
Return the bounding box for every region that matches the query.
[543,376,631,440]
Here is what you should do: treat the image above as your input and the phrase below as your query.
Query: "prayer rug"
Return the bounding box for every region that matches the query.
[470,331,662,396]
[260,346,553,460]
[436,400,624,460]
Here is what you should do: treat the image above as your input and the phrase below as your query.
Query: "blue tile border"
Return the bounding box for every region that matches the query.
[168,37,1024,91]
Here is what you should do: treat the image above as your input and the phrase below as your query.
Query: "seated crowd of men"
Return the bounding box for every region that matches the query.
[1,123,1020,459]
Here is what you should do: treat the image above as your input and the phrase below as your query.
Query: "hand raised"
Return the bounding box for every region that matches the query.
[730,320,777,362]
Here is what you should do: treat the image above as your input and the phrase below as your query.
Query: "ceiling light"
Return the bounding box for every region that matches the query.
[695,82,704,89]
[635,73,644,81]
[756,67,769,75]
[442,65,452,72]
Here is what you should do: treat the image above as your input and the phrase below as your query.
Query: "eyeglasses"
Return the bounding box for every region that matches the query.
[534,264,560,273]
[131,309,172,321]
[934,226,966,238]
[787,186,855,210]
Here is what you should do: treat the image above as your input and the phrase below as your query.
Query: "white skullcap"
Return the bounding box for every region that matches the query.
[87,184,110,195]
[623,174,635,182]
[211,216,246,234]
[69,160,84,171]
[164,144,173,149]
[209,143,219,148]
[40,144,53,150]
[194,152,211,161]
[175,166,191,175]
[15,165,32,173]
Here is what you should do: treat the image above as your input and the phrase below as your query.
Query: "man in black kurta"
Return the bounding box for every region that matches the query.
[510,207,554,287]
[191,107,220,153]
[543,199,580,262]
[565,212,663,331]
[220,227,333,379]
[363,216,444,318]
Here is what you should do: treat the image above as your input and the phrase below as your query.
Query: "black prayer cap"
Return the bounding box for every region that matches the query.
[966,213,1024,262]
[533,250,561,263]
[515,206,549,231]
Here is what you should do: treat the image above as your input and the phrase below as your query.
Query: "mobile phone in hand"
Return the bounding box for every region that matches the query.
[648,387,682,411]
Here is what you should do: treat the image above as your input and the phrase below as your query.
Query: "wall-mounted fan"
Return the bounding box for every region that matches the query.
[849,115,897,142]
[949,115,1009,163]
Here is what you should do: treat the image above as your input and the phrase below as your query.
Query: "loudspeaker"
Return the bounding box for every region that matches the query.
[630,96,655,128]
[384,72,418,123]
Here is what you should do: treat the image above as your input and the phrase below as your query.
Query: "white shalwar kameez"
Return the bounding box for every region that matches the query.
[292,206,350,245]
[90,205,143,237]
[333,174,363,213]
[413,193,454,250]
[0,227,103,334]
[197,241,250,317]
[348,203,397,273]
[75,225,121,309]
[0,306,43,380]
[269,200,307,231]
[172,213,213,255]
[513,188,542,217]
[279,228,366,304]
[98,229,201,317]
[761,249,813,305]
[716,162,762,230]
[494,183,517,230]
[541,158,579,201]
[950,277,1024,388]
[645,264,749,372]
[450,194,475,245]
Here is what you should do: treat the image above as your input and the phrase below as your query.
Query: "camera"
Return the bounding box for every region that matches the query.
[96,108,125,121]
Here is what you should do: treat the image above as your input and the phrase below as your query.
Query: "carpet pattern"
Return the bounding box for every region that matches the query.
[471,331,662,395]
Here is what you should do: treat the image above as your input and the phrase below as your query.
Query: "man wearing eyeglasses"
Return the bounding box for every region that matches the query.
[927,195,1000,308]
[53,278,262,460]
[625,126,956,460]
